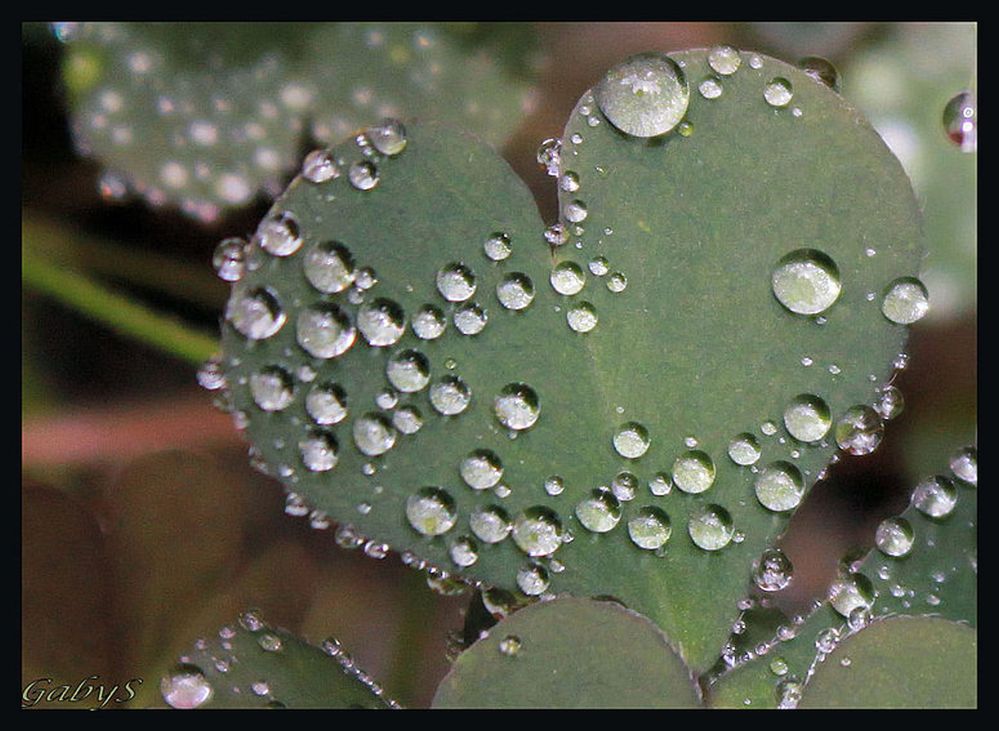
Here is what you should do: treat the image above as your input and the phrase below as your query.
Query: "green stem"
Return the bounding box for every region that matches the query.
[22,250,219,366]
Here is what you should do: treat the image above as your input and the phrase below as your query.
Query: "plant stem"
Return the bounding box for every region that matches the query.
[22,249,219,366]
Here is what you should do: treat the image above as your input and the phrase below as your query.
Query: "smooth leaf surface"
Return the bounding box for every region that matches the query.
[432,597,700,708]
[219,49,925,674]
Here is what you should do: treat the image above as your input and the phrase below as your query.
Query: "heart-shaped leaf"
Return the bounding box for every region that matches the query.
[216,48,925,672]
[432,596,700,708]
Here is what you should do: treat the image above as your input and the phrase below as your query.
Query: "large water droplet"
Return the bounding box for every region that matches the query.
[798,56,841,92]
[708,45,742,75]
[875,516,914,558]
[828,573,875,618]
[348,160,379,190]
[368,118,408,156]
[772,249,841,315]
[754,548,794,592]
[386,349,430,393]
[470,504,512,544]
[672,450,716,494]
[406,487,457,536]
[430,375,472,416]
[494,383,541,431]
[161,664,213,709]
[516,563,550,596]
[881,277,929,324]
[306,382,348,425]
[256,212,302,257]
[550,261,586,295]
[299,430,339,472]
[628,506,672,550]
[357,298,406,346]
[688,504,734,551]
[949,446,977,485]
[303,241,356,294]
[594,52,690,137]
[393,405,423,435]
[484,232,512,262]
[912,475,958,518]
[437,263,477,302]
[227,287,286,340]
[834,405,884,455]
[301,148,340,183]
[296,303,357,358]
[943,90,976,153]
[754,462,805,512]
[353,412,397,456]
[460,449,504,490]
[764,77,794,107]
[783,394,832,442]
[575,489,621,533]
[613,422,650,459]
[728,433,762,466]
[567,302,598,333]
[511,506,563,556]
[250,366,294,412]
[412,304,447,340]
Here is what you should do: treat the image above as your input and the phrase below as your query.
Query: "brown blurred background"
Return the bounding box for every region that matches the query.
[22,22,976,708]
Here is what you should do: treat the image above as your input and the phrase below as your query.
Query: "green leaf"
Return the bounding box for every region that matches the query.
[707,445,976,708]
[432,597,700,708]
[218,49,925,674]
[799,616,976,709]
[161,612,397,709]
[58,22,540,220]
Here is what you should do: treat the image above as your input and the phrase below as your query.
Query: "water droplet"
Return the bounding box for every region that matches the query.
[449,536,479,568]
[494,383,540,431]
[297,303,357,358]
[769,657,789,676]
[649,472,673,496]
[943,91,976,153]
[197,357,226,391]
[776,679,803,710]
[566,302,598,333]
[250,680,270,697]
[353,412,397,456]
[949,446,977,485]
[430,375,472,416]
[688,504,735,551]
[239,609,265,632]
[798,56,841,91]
[875,385,905,420]
[256,212,302,257]
[847,606,871,632]
[250,366,294,411]
[912,475,958,518]
[875,516,914,558]
[303,241,356,294]
[764,77,794,107]
[306,382,348,425]
[575,489,621,533]
[213,238,246,282]
[357,298,406,346]
[301,148,340,183]
[754,462,805,512]
[672,450,716,494]
[563,200,588,224]
[613,422,650,459]
[517,563,550,596]
[783,394,832,442]
[594,52,690,137]
[392,405,423,435]
[881,277,929,324]
[299,430,338,472]
[699,77,723,99]
[484,232,512,261]
[544,222,569,246]
[834,405,884,455]
[754,548,794,592]
[437,263,477,302]
[628,506,672,550]
[536,137,562,177]
[550,261,586,295]
[470,505,512,544]
[606,271,628,293]
[497,273,535,311]
[828,573,875,618]
[728,433,762,466]
[227,287,286,340]
[772,249,841,315]
[511,506,563,556]
[406,487,457,536]
[708,45,742,75]
[588,256,609,276]
[544,475,565,496]
[412,304,447,340]
[498,635,522,656]
[348,160,379,190]
[368,118,407,156]
[559,171,581,192]
[161,664,213,709]
[461,449,504,490]
[383,348,430,393]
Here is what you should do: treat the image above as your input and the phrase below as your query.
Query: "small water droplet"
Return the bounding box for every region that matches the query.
[563,199,588,223]
[250,366,295,412]
[470,505,512,544]
[567,302,599,333]
[460,449,504,490]
[256,212,302,257]
[227,287,286,340]
[772,249,841,315]
[497,272,535,311]
[437,263,477,302]
[672,450,716,494]
[606,271,628,293]
[728,433,762,466]
[213,238,246,282]
[688,504,734,551]
[348,160,379,190]
[754,462,805,512]
[764,77,794,107]
[386,349,431,393]
[754,548,794,592]
[828,573,875,618]
[536,137,562,177]
[301,148,340,183]
[783,394,831,442]
[516,563,550,596]
[594,52,690,137]
[297,303,357,358]
[798,56,841,92]
[258,633,284,652]
[588,256,609,276]
[511,507,563,556]
[875,385,905,420]
[943,90,976,153]
[648,472,673,496]
[161,664,213,709]
[357,298,406,347]
[412,304,447,340]
[881,277,930,324]
[303,241,356,294]
[575,489,621,533]
[949,446,977,485]
[368,118,407,156]
[613,422,650,459]
[550,261,586,295]
[392,405,424,434]
[406,487,457,536]
[449,536,479,568]
[306,382,348,425]
[544,475,565,496]
[708,45,742,75]
[628,506,672,550]
[484,232,512,261]
[494,383,540,431]
[299,430,339,472]
[698,77,723,99]
[353,412,397,456]
[835,405,884,455]
[912,475,958,518]
[498,635,522,656]
[875,516,914,558]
